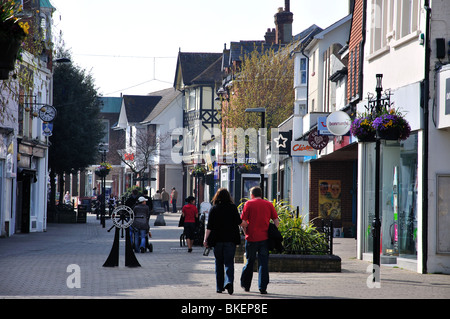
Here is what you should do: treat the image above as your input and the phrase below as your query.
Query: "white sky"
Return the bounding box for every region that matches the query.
[49,0,350,97]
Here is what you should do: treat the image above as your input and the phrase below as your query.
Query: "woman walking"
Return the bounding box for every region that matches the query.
[182,196,198,253]
[203,188,244,294]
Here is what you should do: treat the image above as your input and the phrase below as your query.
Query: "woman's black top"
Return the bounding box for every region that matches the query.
[207,202,242,245]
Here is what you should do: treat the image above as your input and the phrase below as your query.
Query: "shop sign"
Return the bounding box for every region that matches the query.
[42,122,53,136]
[290,141,316,156]
[318,116,332,135]
[124,153,135,161]
[326,111,351,136]
[272,130,291,155]
[308,129,329,150]
[446,77,450,115]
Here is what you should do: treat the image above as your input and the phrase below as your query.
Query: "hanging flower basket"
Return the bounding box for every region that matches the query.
[237,163,258,173]
[190,164,206,176]
[372,109,411,141]
[0,37,22,79]
[0,0,29,79]
[95,162,112,177]
[350,114,376,142]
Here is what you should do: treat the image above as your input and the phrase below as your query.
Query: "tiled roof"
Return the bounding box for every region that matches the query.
[190,56,223,85]
[123,95,162,123]
[174,52,222,88]
[142,88,182,123]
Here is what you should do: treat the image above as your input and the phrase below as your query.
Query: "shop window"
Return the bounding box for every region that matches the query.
[362,132,418,258]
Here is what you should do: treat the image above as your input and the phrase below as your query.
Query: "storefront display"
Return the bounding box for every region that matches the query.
[362,133,418,259]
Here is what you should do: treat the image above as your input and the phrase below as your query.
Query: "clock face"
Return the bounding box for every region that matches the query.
[39,105,57,122]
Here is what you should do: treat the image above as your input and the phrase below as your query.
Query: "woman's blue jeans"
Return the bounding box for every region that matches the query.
[213,242,236,292]
[133,229,147,252]
[240,240,269,291]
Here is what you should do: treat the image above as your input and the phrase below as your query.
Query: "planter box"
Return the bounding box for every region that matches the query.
[266,254,341,272]
[57,211,77,223]
[236,247,341,272]
[235,236,341,272]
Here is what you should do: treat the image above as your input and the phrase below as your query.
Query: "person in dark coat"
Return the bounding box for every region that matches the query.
[203,188,245,295]
[125,189,140,209]
[132,197,150,253]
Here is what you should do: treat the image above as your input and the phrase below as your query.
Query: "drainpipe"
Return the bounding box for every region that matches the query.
[422,0,431,274]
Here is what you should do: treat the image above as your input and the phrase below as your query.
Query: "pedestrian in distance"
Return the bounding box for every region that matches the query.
[161,188,170,212]
[131,196,150,253]
[240,186,279,294]
[153,190,161,200]
[204,188,245,295]
[182,196,198,253]
[171,187,178,213]
[64,191,71,204]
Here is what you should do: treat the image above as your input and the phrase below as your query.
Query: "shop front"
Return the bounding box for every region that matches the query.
[360,133,419,269]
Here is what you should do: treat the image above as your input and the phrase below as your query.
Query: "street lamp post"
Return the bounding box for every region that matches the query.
[99,143,109,228]
[245,108,266,197]
[373,74,383,268]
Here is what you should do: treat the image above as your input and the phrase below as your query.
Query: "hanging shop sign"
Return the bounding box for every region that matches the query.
[272,130,291,155]
[326,111,351,136]
[42,122,53,136]
[308,129,329,150]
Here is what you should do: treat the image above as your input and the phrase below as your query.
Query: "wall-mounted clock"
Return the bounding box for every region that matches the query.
[39,105,57,122]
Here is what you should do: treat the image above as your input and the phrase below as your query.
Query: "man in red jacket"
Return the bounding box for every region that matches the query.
[240,186,279,294]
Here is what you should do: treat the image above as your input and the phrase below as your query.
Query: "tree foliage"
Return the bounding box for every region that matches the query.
[49,48,104,175]
[222,45,294,134]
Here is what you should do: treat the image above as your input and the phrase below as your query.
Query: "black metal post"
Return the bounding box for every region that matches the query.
[372,74,383,268]
[260,111,265,198]
[101,149,106,228]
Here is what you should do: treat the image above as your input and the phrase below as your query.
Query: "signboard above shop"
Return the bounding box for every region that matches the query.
[290,141,316,157]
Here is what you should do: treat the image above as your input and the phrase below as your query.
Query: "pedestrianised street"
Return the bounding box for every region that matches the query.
[0,214,449,301]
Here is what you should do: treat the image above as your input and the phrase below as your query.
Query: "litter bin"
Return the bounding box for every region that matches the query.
[77,204,87,223]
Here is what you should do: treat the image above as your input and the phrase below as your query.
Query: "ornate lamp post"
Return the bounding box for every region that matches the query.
[373,74,383,268]
[98,143,109,228]
[366,74,391,268]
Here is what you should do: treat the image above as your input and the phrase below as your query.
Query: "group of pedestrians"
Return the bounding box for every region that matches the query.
[124,185,279,294]
[125,189,154,253]
[154,187,178,213]
[203,186,279,295]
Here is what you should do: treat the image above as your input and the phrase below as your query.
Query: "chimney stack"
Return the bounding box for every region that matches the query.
[265,28,276,45]
[274,0,293,44]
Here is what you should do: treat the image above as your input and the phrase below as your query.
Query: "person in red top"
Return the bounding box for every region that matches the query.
[240,186,279,294]
[182,196,198,253]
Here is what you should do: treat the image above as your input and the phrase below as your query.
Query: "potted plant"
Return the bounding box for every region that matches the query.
[0,0,30,79]
[95,162,112,177]
[350,113,376,142]
[372,108,411,141]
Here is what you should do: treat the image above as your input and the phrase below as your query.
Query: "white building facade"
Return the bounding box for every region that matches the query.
[357,0,450,274]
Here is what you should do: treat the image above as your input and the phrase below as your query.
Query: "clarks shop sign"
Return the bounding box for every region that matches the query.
[290,141,316,156]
